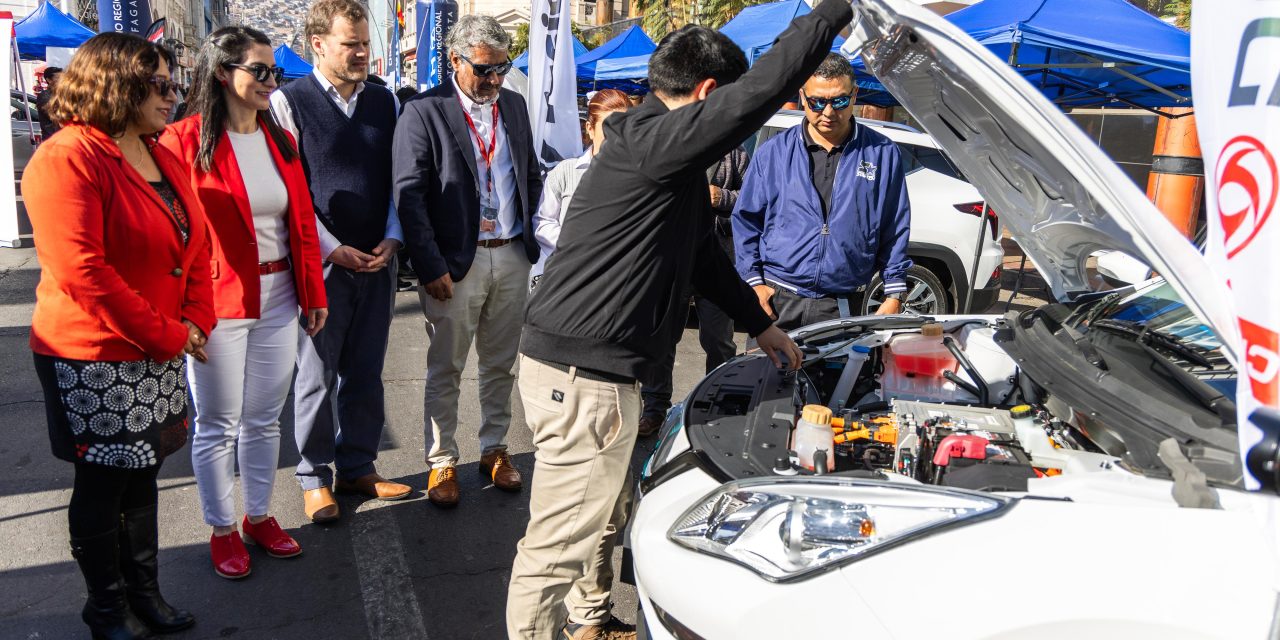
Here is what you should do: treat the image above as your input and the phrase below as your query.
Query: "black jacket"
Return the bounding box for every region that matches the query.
[393,83,543,283]
[521,0,852,382]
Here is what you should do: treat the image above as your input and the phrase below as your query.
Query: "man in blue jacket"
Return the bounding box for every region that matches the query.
[734,53,912,328]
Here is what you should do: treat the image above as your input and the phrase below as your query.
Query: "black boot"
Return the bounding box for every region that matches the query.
[118,506,195,634]
[70,530,155,640]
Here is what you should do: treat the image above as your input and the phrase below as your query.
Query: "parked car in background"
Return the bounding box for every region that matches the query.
[10,90,39,173]
[628,1,1267,638]
[745,111,1005,315]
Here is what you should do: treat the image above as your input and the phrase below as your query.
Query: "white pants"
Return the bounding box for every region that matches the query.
[421,243,530,468]
[189,270,299,527]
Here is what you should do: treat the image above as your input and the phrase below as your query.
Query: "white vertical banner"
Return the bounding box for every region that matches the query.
[527,0,583,171]
[1193,1,1280,490]
[0,12,20,248]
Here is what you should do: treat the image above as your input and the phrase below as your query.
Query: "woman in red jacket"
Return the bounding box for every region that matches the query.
[159,26,327,581]
[23,34,209,639]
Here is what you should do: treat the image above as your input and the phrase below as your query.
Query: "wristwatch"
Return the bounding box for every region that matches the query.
[886,292,907,303]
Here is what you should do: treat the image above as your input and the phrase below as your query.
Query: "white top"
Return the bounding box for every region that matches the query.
[226,128,290,263]
[530,152,593,281]
[269,68,403,260]
[452,75,520,241]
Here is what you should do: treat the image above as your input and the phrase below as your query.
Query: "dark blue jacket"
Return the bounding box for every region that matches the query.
[393,83,542,283]
[733,123,912,298]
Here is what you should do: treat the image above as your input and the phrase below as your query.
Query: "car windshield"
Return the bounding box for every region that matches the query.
[1086,280,1222,352]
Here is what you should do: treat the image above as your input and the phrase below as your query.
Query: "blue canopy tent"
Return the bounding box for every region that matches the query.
[576,25,655,92]
[720,0,844,64]
[512,38,590,73]
[14,2,95,60]
[274,45,313,80]
[851,0,1192,112]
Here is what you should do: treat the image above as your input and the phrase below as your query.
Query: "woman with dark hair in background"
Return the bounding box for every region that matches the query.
[23,32,210,638]
[159,26,327,581]
[529,88,632,290]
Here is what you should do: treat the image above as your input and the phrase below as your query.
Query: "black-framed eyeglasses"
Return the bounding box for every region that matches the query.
[800,91,853,112]
[147,76,178,96]
[457,53,512,77]
[223,63,285,84]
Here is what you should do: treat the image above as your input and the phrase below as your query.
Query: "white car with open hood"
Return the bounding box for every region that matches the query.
[626,1,1278,639]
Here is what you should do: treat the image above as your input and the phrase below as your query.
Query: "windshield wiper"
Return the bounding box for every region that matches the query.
[1089,319,1213,368]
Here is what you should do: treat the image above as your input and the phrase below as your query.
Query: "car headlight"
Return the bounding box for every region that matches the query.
[668,477,1013,582]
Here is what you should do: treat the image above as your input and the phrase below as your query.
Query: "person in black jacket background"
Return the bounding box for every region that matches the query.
[507,1,849,637]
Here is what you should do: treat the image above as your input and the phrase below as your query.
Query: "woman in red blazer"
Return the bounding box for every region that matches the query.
[23,34,207,638]
[158,26,327,581]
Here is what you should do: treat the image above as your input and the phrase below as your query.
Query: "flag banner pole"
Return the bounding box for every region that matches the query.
[527,0,583,171]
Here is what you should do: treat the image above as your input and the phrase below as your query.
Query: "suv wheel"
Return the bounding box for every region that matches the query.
[861,265,951,315]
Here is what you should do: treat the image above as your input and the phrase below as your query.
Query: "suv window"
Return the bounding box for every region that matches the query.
[896,142,965,180]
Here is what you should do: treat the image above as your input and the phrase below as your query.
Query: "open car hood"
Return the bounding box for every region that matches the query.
[844,0,1238,364]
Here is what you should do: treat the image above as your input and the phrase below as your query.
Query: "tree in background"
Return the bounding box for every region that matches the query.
[1126,0,1191,28]
[510,21,594,57]
[635,0,771,41]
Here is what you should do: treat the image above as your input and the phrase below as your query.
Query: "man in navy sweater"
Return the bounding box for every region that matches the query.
[734,53,913,329]
[272,0,411,523]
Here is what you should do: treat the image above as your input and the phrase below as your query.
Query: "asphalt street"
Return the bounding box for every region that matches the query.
[0,242,1048,640]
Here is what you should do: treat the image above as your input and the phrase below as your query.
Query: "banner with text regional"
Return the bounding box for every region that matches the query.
[97,0,152,35]
[1193,1,1280,489]
[415,0,457,91]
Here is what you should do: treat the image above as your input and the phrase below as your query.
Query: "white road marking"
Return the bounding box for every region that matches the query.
[351,501,429,639]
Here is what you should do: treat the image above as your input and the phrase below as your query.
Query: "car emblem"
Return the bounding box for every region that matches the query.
[1216,135,1277,258]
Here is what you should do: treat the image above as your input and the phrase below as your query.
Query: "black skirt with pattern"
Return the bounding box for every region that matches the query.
[33,352,189,469]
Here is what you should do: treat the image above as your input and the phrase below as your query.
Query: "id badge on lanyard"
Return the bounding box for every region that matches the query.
[462,100,501,233]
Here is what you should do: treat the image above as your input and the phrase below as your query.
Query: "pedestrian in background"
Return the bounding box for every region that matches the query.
[35,66,62,139]
[507,0,845,628]
[23,33,209,639]
[529,88,631,290]
[636,145,749,437]
[271,0,411,523]
[735,53,912,327]
[160,26,328,580]
[393,15,542,507]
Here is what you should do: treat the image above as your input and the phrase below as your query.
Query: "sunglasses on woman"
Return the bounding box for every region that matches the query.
[457,53,513,77]
[223,63,286,84]
[801,91,853,112]
[147,76,178,96]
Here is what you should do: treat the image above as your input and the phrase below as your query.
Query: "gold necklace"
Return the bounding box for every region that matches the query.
[112,135,148,169]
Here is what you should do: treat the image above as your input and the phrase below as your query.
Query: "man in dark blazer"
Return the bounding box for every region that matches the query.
[393,14,542,507]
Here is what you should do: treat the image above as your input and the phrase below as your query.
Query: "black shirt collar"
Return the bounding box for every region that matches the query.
[801,121,855,151]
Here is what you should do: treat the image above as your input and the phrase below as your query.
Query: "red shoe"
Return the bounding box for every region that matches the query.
[210,531,251,579]
[241,516,302,559]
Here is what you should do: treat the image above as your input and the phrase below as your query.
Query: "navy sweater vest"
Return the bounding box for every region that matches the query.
[281,75,395,253]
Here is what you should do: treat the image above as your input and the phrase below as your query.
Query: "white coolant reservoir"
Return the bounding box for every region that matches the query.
[794,404,835,472]
[887,323,957,377]
[1011,405,1055,460]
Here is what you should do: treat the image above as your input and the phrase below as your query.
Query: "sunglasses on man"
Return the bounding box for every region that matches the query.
[457,53,513,77]
[223,63,286,84]
[800,91,854,112]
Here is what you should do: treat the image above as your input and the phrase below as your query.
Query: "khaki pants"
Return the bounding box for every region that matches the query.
[506,355,640,640]
[420,243,530,468]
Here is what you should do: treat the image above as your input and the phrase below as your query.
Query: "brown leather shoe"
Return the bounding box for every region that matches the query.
[562,617,637,640]
[637,415,663,438]
[427,466,459,507]
[479,450,522,491]
[335,473,411,501]
[302,487,339,523]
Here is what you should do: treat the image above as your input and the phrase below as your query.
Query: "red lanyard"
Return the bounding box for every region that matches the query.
[459,99,500,192]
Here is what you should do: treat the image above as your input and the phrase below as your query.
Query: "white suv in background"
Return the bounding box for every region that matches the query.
[746,111,1005,315]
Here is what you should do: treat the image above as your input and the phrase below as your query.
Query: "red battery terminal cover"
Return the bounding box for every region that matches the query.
[932,434,990,467]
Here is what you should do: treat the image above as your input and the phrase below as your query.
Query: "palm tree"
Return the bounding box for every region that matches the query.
[635,0,769,41]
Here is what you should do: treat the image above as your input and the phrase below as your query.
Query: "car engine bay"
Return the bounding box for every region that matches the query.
[682,317,1138,492]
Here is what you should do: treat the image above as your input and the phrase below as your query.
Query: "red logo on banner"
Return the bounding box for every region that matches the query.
[1217,135,1278,258]
[1240,317,1280,406]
